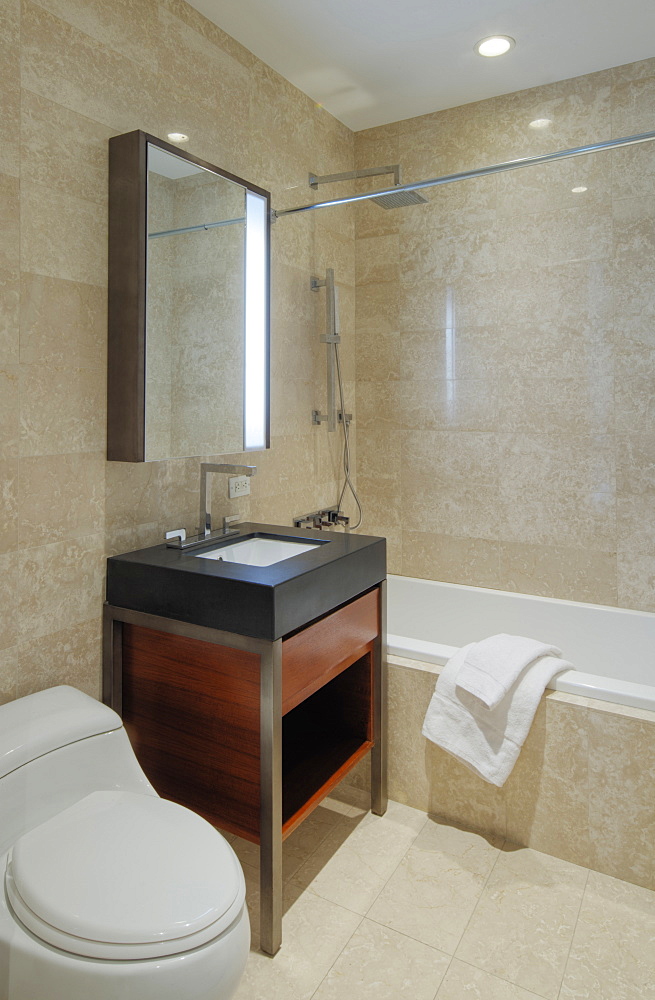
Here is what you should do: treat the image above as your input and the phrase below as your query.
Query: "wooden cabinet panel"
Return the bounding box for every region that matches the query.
[282,588,379,714]
[122,624,262,840]
[117,586,381,844]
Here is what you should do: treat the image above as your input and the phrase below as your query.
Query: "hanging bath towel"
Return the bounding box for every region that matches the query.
[422,643,571,787]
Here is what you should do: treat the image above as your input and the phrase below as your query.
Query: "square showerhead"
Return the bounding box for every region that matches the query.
[370,189,428,209]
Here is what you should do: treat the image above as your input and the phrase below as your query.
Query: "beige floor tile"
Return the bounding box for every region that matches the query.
[560,870,655,1000]
[367,818,501,955]
[290,800,427,915]
[437,960,545,999]
[234,877,361,1000]
[230,800,351,882]
[455,845,588,999]
[326,784,373,818]
[313,918,450,1000]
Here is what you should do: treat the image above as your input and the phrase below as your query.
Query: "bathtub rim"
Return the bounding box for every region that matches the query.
[386,574,655,714]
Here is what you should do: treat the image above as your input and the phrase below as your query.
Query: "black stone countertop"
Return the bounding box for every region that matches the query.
[106,522,386,640]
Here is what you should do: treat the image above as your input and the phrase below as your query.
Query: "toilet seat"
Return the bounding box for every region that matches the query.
[5,790,245,960]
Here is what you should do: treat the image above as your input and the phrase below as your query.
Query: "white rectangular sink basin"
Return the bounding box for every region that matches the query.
[194,537,319,567]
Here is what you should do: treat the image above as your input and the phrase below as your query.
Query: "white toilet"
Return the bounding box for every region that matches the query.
[0,685,250,1000]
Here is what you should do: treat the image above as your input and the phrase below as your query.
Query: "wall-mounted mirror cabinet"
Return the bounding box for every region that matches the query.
[107,131,270,462]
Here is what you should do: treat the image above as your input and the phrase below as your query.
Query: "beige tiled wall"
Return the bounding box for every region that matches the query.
[347,656,655,892]
[2,0,654,710]
[354,59,655,609]
[0,0,355,703]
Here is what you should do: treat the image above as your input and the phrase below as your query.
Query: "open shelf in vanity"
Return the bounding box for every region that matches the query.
[282,650,373,833]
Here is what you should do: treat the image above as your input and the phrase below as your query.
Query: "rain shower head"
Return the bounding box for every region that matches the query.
[308,164,428,210]
[369,189,428,209]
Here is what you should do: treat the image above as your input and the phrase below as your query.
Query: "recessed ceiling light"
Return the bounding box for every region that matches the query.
[571,186,588,193]
[475,35,515,57]
[529,118,552,129]
[167,132,189,143]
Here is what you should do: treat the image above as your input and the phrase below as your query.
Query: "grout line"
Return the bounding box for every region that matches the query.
[555,866,590,999]
[449,835,506,960]
[438,958,546,1000]
[307,911,366,1000]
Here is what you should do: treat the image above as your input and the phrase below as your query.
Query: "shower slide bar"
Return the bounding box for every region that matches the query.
[311,268,339,432]
[273,127,655,219]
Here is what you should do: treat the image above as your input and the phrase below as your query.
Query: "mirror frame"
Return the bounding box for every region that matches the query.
[107,130,271,462]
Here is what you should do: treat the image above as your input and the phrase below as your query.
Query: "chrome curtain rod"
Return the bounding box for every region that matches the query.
[272,128,655,219]
[148,217,246,239]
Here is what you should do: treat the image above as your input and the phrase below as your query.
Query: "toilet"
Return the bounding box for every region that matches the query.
[0,685,250,1000]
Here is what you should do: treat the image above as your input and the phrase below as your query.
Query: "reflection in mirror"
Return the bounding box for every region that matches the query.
[107,131,270,463]
[146,145,247,460]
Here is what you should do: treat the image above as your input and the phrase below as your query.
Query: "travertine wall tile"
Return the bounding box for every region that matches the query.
[17,619,102,699]
[617,550,655,612]
[0,551,19,650]
[356,59,655,605]
[0,459,18,554]
[588,710,655,889]
[0,174,19,275]
[20,365,106,457]
[19,452,105,545]
[20,273,106,368]
[499,542,617,604]
[402,532,502,590]
[20,182,108,287]
[21,2,162,134]
[505,697,591,868]
[0,646,17,704]
[18,533,105,642]
[0,268,19,367]
[1,0,357,700]
[0,0,20,179]
[28,0,161,72]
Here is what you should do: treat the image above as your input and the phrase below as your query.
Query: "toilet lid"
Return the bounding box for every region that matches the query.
[6,791,246,960]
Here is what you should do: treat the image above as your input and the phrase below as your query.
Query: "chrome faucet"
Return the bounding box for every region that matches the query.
[199,463,257,538]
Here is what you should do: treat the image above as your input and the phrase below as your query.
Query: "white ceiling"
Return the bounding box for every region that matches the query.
[187,0,655,131]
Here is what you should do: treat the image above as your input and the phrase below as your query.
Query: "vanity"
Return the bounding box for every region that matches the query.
[104,133,385,955]
[103,523,387,956]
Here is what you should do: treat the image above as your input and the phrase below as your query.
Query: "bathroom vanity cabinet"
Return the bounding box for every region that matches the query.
[103,524,386,956]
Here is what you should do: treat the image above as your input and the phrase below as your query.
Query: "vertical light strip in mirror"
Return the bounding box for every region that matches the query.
[244,190,268,450]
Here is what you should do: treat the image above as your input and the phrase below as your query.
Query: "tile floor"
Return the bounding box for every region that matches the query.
[225,786,655,1000]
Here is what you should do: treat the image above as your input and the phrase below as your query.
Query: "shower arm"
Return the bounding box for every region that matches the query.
[309,165,401,189]
[273,127,655,219]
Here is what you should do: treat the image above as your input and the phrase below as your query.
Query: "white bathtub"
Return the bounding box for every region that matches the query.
[387,574,655,712]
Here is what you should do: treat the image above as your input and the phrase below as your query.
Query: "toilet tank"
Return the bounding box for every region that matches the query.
[0,686,156,854]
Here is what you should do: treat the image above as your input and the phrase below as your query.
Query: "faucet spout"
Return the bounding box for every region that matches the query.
[199,463,257,538]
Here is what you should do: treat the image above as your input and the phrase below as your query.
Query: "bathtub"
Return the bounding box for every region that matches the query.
[387,574,655,712]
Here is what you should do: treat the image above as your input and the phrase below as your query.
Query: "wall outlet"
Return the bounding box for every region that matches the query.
[228,475,251,499]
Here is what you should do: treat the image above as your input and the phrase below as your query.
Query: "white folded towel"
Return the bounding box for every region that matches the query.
[422,643,571,787]
[455,633,562,709]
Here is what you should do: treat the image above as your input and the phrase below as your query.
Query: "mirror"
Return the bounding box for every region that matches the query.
[107,131,270,462]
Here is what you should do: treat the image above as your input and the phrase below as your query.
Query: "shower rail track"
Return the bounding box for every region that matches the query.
[273,127,655,218]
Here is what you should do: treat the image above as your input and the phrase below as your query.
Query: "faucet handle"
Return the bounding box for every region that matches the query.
[165,528,187,547]
[223,515,240,532]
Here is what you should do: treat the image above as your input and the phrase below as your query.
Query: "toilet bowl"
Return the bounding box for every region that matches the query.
[0,686,250,1000]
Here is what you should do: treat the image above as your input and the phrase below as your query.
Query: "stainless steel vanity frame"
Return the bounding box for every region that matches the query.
[103,581,387,957]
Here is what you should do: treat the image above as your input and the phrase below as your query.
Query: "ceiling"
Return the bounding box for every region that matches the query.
[186,0,655,131]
